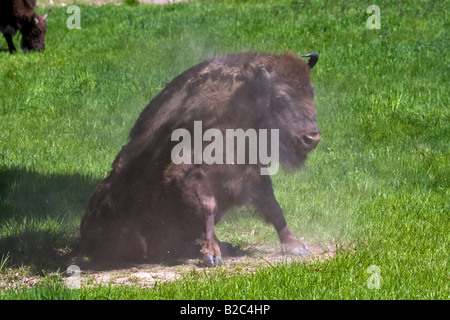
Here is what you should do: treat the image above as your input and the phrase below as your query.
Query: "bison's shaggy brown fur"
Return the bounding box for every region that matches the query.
[80,52,321,266]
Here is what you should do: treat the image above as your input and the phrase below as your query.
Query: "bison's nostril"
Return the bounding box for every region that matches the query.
[302,132,321,149]
[302,135,313,145]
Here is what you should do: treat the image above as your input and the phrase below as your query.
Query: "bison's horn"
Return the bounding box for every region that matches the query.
[43,9,51,21]
[302,52,318,69]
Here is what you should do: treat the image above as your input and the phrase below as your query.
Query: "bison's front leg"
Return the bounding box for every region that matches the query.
[165,164,222,266]
[250,176,310,256]
[199,193,222,267]
[176,165,222,267]
[3,33,17,54]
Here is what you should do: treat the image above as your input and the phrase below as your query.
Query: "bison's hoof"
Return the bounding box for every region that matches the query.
[203,254,222,267]
[282,243,310,256]
[290,247,310,256]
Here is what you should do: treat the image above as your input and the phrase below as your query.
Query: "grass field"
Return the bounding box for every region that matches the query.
[0,0,448,300]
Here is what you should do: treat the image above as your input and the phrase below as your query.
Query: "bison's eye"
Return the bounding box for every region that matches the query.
[274,96,289,109]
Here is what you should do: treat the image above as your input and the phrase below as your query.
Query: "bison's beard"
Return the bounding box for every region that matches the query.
[278,141,309,171]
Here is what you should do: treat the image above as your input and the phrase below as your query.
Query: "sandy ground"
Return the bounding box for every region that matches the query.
[73,242,337,288]
[1,242,336,290]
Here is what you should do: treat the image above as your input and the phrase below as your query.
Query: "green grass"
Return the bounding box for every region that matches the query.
[0,0,448,299]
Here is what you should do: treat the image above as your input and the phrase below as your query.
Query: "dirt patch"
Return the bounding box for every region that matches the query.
[74,242,336,288]
[0,274,38,291]
[0,242,336,290]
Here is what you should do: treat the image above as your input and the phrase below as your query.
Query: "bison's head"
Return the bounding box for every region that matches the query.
[21,10,50,52]
[251,53,321,169]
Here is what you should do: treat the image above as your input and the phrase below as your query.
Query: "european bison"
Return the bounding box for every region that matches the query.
[0,0,50,53]
[80,52,321,267]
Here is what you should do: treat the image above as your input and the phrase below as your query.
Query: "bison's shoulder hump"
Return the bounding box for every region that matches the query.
[125,52,310,164]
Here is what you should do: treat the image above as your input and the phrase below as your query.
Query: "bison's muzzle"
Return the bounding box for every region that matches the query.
[300,130,321,151]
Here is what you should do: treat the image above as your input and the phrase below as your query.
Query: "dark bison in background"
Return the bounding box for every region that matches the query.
[0,0,50,53]
[80,51,321,267]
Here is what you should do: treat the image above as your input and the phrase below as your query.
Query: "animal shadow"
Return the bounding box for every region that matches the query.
[0,167,98,273]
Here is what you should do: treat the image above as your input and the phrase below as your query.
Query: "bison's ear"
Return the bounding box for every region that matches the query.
[302,52,319,69]
[258,63,271,76]
[43,9,51,21]
[27,13,38,25]
[243,60,272,83]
